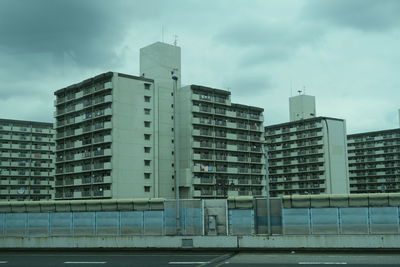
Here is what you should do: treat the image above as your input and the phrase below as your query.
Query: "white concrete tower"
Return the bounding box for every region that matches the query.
[140,42,181,199]
[289,94,316,122]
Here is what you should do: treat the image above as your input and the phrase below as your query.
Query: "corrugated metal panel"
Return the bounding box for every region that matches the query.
[340,207,369,234]
[283,208,310,235]
[182,207,203,235]
[144,211,164,235]
[369,207,399,234]
[229,209,254,235]
[0,213,4,236]
[310,208,339,234]
[120,211,144,235]
[50,212,73,236]
[73,212,95,236]
[96,211,119,235]
[28,213,49,237]
[5,213,26,236]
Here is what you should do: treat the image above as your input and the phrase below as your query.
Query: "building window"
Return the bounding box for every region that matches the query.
[144,160,151,166]
[144,108,151,115]
[144,121,151,128]
[144,96,151,102]
[144,83,151,90]
[144,186,151,192]
[144,147,151,153]
[144,134,151,140]
[144,173,151,179]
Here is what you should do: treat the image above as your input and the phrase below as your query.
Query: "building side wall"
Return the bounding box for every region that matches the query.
[140,42,181,199]
[177,86,194,198]
[110,75,156,198]
[323,119,349,194]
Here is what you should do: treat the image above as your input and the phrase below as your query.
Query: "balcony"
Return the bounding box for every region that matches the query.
[238,168,249,174]
[193,153,213,160]
[193,165,215,172]
[193,177,214,185]
[192,117,212,125]
[193,141,213,149]
[192,105,213,114]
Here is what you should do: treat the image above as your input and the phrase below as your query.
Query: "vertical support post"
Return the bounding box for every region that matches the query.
[264,145,272,235]
[172,71,181,235]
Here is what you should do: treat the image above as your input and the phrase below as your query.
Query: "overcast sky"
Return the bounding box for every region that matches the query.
[0,0,399,134]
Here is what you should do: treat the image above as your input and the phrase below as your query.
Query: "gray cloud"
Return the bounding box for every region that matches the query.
[225,73,274,97]
[215,21,323,66]
[0,0,159,68]
[303,0,400,32]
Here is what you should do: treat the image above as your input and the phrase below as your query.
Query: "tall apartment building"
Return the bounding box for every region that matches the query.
[54,42,180,200]
[177,85,266,198]
[54,41,267,199]
[347,128,400,193]
[0,119,54,201]
[54,72,160,199]
[264,94,349,197]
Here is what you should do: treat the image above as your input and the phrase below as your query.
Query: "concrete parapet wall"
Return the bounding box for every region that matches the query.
[1,235,400,249]
[238,235,400,249]
[283,193,400,208]
[0,199,165,213]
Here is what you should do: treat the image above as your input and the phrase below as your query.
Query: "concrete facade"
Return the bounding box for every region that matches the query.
[289,94,316,122]
[347,128,400,193]
[140,42,181,199]
[265,117,349,197]
[3,235,400,249]
[54,72,161,199]
[0,119,54,201]
[177,85,266,198]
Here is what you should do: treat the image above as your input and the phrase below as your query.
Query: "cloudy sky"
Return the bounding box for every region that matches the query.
[0,0,399,134]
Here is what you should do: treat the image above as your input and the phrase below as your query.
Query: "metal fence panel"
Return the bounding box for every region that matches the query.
[270,198,283,234]
[340,207,369,234]
[164,206,177,235]
[369,207,399,234]
[73,212,95,236]
[28,213,49,237]
[310,208,339,234]
[5,213,26,237]
[50,212,73,236]
[96,211,120,236]
[120,211,144,235]
[283,208,310,235]
[0,213,4,236]
[229,209,254,235]
[255,199,268,234]
[144,210,163,235]
[182,207,203,235]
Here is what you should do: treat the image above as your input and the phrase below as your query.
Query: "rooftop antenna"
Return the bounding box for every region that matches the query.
[297,90,302,95]
[162,26,165,42]
[174,35,178,46]
[303,85,306,95]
